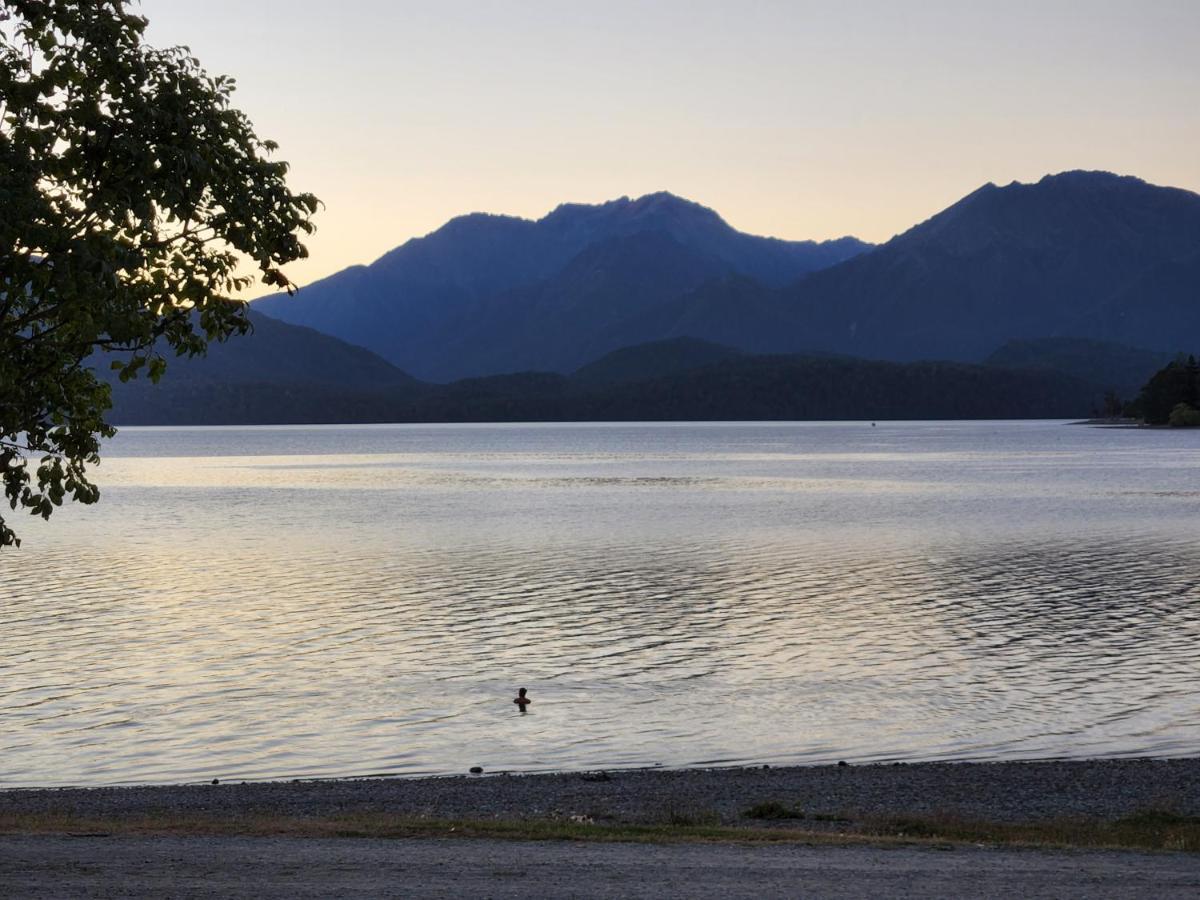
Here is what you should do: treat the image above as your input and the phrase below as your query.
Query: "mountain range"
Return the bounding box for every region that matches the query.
[254,171,1200,383]
[780,171,1200,361]
[253,192,870,381]
[102,170,1198,425]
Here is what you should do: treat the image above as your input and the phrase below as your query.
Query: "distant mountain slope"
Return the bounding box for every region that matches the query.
[1085,248,1200,350]
[598,275,807,355]
[103,310,417,424]
[104,332,1106,426]
[253,192,870,380]
[169,311,417,387]
[106,381,413,426]
[984,337,1176,399]
[539,193,868,283]
[393,353,1102,423]
[572,337,744,387]
[784,172,1200,361]
[574,355,1100,422]
[423,231,731,379]
[238,171,1200,389]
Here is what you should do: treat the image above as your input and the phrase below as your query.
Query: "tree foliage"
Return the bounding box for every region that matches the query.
[1127,355,1200,425]
[101,351,1103,426]
[0,0,317,545]
[1168,402,1200,427]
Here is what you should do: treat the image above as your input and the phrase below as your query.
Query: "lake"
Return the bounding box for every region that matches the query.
[2,421,1198,787]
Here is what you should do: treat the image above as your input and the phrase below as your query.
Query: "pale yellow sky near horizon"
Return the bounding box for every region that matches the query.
[138,0,1200,292]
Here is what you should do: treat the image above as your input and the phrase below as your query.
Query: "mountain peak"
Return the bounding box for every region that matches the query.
[542,191,727,230]
[1035,170,1145,188]
[791,170,1200,362]
[254,190,872,379]
[895,169,1198,251]
[628,189,720,213]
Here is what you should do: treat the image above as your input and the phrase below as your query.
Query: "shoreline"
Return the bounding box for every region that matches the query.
[6,750,1194,794]
[3,758,1198,847]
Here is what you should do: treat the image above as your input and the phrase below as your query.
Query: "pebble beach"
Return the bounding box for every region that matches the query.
[3,758,1197,831]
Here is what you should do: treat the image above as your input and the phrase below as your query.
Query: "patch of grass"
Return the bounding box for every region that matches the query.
[742,801,805,821]
[875,817,943,838]
[860,808,1200,853]
[1117,809,1200,828]
[0,807,1197,853]
[659,803,720,827]
[0,811,839,845]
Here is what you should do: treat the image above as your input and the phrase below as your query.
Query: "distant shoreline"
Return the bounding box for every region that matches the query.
[1071,418,1147,427]
[1074,419,1195,429]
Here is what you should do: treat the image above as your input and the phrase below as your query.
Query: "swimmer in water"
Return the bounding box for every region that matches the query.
[514,687,531,711]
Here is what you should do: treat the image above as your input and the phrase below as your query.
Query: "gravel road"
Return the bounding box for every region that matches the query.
[3,834,1198,899]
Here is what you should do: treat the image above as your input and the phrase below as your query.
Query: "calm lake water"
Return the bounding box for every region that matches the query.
[2,421,1198,787]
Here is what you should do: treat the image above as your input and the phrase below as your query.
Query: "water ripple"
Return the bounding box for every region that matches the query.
[2,421,1199,785]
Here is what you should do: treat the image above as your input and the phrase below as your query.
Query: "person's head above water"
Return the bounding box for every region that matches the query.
[518,688,527,697]
[514,687,531,707]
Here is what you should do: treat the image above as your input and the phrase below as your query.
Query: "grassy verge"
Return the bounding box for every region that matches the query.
[857,809,1200,852]
[0,809,1196,852]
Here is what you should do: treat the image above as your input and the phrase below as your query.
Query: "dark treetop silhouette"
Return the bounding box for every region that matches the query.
[1127,355,1200,425]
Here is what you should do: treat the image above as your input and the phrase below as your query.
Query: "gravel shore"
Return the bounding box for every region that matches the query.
[2,758,1197,828]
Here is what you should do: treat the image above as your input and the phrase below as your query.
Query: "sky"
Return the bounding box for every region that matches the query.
[139,0,1200,291]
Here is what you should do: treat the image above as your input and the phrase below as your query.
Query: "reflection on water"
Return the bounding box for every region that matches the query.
[1,421,1198,786]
